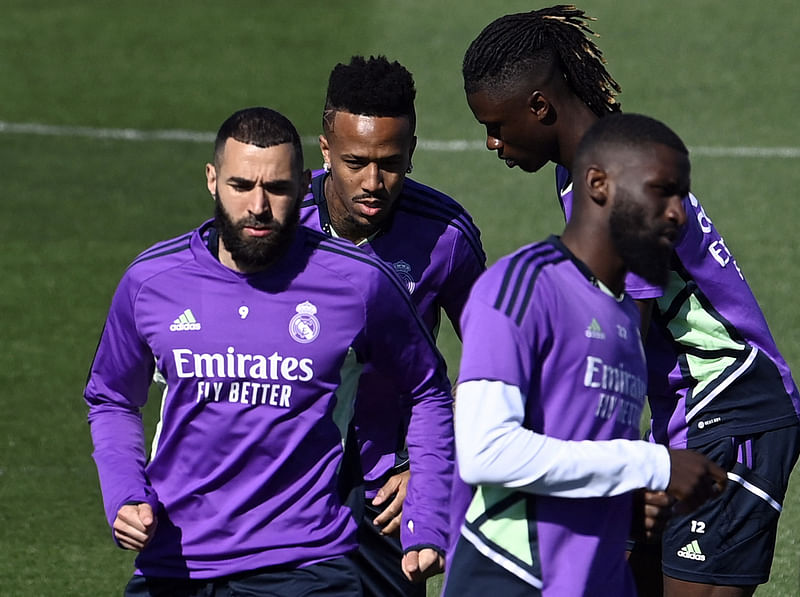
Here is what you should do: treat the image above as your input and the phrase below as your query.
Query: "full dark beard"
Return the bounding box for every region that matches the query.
[214,192,299,270]
[609,193,674,288]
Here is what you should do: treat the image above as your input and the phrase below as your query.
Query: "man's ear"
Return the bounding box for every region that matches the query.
[585,166,609,206]
[205,163,217,198]
[319,134,331,167]
[528,90,555,123]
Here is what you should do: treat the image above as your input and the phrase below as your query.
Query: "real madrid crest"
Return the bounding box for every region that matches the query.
[289,301,320,343]
[393,260,416,294]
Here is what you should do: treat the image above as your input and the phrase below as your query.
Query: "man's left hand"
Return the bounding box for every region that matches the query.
[371,470,410,536]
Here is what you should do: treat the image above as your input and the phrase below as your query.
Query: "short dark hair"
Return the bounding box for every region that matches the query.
[574,113,689,167]
[323,55,416,132]
[214,107,304,172]
[463,5,621,117]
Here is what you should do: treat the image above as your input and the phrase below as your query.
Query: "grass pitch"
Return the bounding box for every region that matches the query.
[2,1,798,594]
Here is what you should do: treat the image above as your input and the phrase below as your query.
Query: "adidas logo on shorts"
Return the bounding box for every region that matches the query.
[170,308,201,331]
[677,539,706,562]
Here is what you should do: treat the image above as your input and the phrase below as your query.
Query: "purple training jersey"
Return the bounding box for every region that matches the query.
[301,172,485,491]
[84,221,454,579]
[451,237,646,596]
[557,165,800,448]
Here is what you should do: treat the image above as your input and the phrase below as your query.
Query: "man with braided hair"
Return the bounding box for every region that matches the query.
[300,55,486,596]
[459,6,800,597]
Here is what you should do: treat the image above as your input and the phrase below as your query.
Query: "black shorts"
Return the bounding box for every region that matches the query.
[353,499,426,597]
[662,424,800,585]
[124,556,362,597]
[443,534,541,597]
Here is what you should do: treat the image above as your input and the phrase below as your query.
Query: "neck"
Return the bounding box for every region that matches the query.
[559,102,601,171]
[561,225,625,296]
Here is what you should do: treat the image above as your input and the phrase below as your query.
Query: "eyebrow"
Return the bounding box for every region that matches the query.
[342,152,404,161]
[226,176,294,186]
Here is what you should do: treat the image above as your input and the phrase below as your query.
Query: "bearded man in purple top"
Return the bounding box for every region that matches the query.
[445,113,727,597]
[84,107,454,596]
[461,7,800,597]
[300,55,485,596]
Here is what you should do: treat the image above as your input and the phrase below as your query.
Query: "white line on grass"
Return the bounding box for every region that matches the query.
[1,120,799,158]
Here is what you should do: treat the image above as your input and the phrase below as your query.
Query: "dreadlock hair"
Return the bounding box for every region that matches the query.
[323,55,416,133]
[463,5,621,117]
[574,113,689,172]
[214,107,304,173]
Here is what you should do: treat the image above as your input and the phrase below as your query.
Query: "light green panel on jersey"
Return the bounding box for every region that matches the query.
[659,274,745,352]
[466,485,533,567]
[659,273,748,402]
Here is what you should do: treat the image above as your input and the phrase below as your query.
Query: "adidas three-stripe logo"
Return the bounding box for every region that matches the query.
[677,540,706,561]
[169,308,201,331]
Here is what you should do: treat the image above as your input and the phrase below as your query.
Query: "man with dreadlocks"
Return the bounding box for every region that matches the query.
[458,5,800,597]
[300,55,486,596]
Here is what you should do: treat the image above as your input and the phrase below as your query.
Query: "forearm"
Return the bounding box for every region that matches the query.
[401,383,454,553]
[455,380,671,497]
[87,402,157,527]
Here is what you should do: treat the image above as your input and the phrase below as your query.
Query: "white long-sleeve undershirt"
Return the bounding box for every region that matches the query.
[455,379,671,498]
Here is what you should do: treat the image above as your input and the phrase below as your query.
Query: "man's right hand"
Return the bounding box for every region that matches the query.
[113,502,157,551]
[666,449,728,513]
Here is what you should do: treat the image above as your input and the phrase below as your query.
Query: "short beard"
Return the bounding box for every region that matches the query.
[214,192,299,270]
[609,192,674,288]
[337,208,381,240]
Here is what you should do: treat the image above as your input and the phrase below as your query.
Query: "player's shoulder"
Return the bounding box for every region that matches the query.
[397,178,478,227]
[301,227,407,294]
[474,238,568,311]
[125,227,199,281]
[397,177,484,254]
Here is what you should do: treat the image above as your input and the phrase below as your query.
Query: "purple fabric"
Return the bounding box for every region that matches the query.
[452,237,644,596]
[85,222,454,578]
[301,173,485,492]
[556,165,800,448]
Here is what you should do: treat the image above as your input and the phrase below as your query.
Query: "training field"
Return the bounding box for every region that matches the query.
[2,1,798,594]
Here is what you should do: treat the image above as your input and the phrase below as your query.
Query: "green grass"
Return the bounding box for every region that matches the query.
[2,1,799,595]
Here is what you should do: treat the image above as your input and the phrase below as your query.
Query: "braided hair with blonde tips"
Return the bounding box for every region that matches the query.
[463,5,621,117]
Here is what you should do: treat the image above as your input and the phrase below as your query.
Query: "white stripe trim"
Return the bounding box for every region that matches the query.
[686,346,758,423]
[726,471,782,512]
[2,120,799,158]
[460,525,543,589]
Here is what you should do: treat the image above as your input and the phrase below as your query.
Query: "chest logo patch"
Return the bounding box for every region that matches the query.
[289,301,320,343]
[170,308,201,331]
[393,260,416,294]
